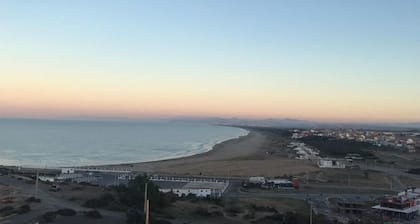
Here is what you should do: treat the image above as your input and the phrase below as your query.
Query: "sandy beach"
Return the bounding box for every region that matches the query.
[102,129,318,177]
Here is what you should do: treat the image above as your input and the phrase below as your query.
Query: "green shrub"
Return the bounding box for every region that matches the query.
[0,206,15,217]
[193,207,211,216]
[84,193,115,208]
[42,211,57,222]
[25,196,41,203]
[56,208,76,216]
[17,204,31,214]
[84,210,102,219]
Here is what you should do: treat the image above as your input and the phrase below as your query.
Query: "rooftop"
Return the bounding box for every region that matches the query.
[153,180,227,191]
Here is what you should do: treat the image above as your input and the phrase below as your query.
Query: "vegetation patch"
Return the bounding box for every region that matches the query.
[55,208,77,216]
[83,210,102,219]
[0,206,15,217]
[408,168,420,175]
[84,192,115,208]
[25,196,41,203]
[16,204,31,214]
[301,136,377,158]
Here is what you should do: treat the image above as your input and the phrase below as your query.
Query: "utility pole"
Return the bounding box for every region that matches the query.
[35,170,39,197]
[144,182,148,214]
[309,202,313,224]
[145,199,150,224]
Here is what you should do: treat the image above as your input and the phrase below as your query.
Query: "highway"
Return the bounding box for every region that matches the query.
[223,179,392,216]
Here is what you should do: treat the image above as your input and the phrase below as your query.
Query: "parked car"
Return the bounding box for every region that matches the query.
[49,184,61,192]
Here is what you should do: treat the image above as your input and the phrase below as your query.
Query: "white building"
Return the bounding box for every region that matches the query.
[56,173,83,181]
[291,133,300,139]
[171,188,211,198]
[151,176,229,198]
[407,139,415,145]
[38,176,55,183]
[289,142,319,161]
[317,158,346,168]
[61,168,75,174]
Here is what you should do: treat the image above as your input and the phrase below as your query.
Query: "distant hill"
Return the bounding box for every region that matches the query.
[169,117,420,130]
[170,117,319,128]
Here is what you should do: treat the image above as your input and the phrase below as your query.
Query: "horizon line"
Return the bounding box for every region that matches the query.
[1,115,419,126]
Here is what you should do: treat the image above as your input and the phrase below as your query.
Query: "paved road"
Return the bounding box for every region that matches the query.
[225,180,391,197]
[224,179,386,216]
[226,187,382,201]
[355,162,420,181]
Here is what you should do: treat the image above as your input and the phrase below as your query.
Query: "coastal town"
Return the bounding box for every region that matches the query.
[1,127,420,224]
[291,129,420,153]
[1,0,419,223]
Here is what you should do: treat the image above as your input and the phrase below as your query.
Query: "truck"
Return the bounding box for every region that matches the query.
[243,176,266,188]
[248,176,266,185]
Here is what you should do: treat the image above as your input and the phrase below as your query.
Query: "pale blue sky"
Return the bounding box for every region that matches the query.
[0,0,419,122]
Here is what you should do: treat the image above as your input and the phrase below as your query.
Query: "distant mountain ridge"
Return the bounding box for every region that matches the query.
[3,116,419,130]
[169,117,420,130]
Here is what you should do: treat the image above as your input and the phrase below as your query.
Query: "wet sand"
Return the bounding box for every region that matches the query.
[102,129,318,177]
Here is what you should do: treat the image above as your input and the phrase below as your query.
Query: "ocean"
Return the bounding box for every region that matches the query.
[0,119,248,167]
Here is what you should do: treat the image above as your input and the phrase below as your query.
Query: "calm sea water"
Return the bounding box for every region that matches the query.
[0,119,248,167]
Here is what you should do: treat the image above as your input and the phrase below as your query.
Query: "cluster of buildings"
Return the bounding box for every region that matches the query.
[287,142,319,160]
[245,176,300,189]
[291,129,420,153]
[38,167,135,187]
[35,167,230,199]
[317,158,346,169]
[287,142,346,169]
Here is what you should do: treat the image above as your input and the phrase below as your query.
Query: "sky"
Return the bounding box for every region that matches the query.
[0,0,419,123]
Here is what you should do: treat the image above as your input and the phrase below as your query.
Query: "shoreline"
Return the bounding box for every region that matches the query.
[99,128,262,168]
[4,127,319,177]
[1,129,257,174]
[134,127,251,164]
[0,124,249,169]
[101,128,319,177]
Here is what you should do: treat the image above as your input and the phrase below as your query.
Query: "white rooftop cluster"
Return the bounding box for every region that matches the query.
[288,142,319,160]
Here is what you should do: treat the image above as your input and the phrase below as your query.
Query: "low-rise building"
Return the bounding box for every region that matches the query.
[151,176,229,198]
[372,188,420,220]
[61,168,75,174]
[290,142,319,160]
[38,176,55,183]
[332,198,367,215]
[318,158,346,168]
